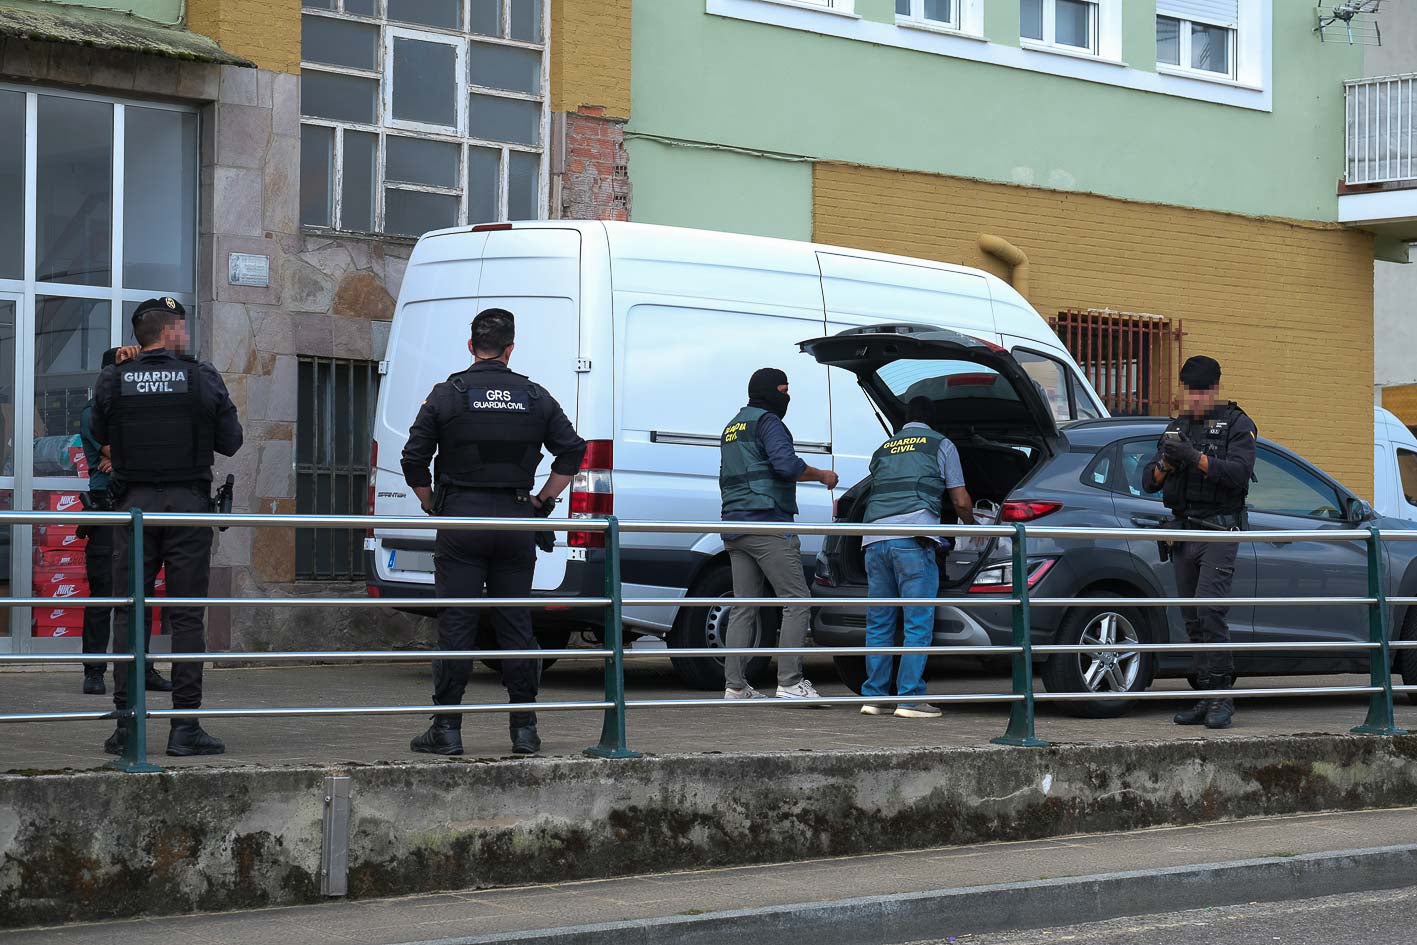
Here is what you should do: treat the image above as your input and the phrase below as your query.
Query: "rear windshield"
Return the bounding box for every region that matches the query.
[879,359,1022,405]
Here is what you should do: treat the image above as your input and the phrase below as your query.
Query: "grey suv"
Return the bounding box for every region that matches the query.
[802,325,1417,717]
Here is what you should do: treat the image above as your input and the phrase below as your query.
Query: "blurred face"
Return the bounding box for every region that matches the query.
[163,318,190,355]
[1181,384,1220,418]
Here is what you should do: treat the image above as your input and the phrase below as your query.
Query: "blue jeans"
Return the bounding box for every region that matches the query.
[863,538,939,705]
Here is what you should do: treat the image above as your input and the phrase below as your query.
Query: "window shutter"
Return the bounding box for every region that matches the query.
[1156,0,1238,28]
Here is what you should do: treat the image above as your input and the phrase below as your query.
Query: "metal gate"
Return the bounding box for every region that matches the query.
[1051,309,1185,417]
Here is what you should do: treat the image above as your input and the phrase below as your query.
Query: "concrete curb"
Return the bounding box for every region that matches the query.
[414,844,1417,945]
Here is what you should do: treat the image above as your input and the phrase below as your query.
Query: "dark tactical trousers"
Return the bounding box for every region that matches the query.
[1173,538,1238,684]
[111,483,213,712]
[433,489,539,730]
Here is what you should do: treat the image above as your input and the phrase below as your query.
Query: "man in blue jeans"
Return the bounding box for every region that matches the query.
[860,397,974,718]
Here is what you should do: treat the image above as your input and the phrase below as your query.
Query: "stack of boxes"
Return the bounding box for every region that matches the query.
[30,445,166,638]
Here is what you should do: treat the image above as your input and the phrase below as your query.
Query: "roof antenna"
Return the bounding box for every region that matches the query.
[1315,1,1385,45]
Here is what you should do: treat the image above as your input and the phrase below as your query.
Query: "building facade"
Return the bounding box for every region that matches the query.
[0,0,632,654]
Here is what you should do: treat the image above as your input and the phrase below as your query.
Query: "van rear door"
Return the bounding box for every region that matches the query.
[372,227,581,591]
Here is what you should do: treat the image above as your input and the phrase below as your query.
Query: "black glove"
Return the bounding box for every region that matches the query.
[533,496,556,553]
[1161,437,1201,467]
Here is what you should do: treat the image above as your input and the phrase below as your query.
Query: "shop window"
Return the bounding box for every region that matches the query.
[299,0,547,236]
[1050,309,1185,417]
[295,357,379,582]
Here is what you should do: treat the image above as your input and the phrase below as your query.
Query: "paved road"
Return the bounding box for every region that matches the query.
[3,655,1414,769]
[925,886,1417,944]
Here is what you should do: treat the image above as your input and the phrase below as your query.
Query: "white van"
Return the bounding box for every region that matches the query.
[1374,406,1417,521]
[368,221,1105,688]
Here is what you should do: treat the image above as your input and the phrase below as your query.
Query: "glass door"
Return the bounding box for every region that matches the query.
[0,295,16,652]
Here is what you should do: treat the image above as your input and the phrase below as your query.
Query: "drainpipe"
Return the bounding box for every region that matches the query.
[979,234,1029,299]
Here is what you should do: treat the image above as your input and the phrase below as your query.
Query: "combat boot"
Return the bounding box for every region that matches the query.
[103,724,127,755]
[83,672,106,695]
[510,724,541,755]
[411,716,463,756]
[167,720,226,756]
[1205,698,1235,729]
[1173,700,1210,725]
[146,668,174,692]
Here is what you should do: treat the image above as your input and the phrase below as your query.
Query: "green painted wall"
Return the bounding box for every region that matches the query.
[59,0,184,25]
[628,0,1363,227]
[626,138,813,240]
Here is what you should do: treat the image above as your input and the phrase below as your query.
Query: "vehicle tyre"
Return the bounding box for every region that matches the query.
[1399,610,1417,706]
[834,655,868,694]
[1041,594,1153,718]
[670,562,778,691]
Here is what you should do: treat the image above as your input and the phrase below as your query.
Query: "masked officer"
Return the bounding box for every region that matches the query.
[79,345,171,696]
[402,308,586,757]
[859,397,974,719]
[94,298,244,757]
[719,368,838,703]
[1142,356,1256,730]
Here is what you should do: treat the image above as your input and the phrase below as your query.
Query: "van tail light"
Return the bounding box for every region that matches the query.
[472,222,513,232]
[366,440,378,538]
[1000,500,1063,522]
[570,440,613,549]
[366,584,381,598]
[969,558,1056,595]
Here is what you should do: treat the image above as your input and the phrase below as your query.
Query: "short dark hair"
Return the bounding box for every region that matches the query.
[906,396,935,427]
[470,308,515,357]
[133,309,183,346]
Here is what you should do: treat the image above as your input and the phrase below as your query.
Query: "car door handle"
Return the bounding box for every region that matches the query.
[1131,514,1170,528]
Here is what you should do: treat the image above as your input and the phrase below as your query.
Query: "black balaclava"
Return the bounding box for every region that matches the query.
[748,367,791,419]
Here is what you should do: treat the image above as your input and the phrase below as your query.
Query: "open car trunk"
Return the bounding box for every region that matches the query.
[799,323,1060,589]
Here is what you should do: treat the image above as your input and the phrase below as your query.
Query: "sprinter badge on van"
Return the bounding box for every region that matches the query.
[468,388,531,412]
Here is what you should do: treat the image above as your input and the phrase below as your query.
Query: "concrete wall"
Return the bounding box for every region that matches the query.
[56,0,183,25]
[629,0,1362,223]
[4,735,1416,927]
[813,163,1377,496]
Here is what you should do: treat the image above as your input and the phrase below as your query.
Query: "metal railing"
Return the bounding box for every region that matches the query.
[1,510,1412,771]
[1345,73,1417,185]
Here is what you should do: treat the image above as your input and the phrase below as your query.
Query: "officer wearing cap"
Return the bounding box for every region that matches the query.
[401,307,586,757]
[79,344,172,697]
[1142,356,1256,730]
[93,297,243,757]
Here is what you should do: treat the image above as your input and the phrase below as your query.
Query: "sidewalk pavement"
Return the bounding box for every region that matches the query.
[3,657,1414,770]
[5,807,1414,944]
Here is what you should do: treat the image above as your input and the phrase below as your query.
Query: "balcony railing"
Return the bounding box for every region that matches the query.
[1346,73,1417,186]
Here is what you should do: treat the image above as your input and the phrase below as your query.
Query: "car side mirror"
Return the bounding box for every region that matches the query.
[1347,497,1375,522]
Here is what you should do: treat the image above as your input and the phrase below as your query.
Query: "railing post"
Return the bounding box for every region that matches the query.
[110,507,159,772]
[993,523,1048,747]
[1353,525,1407,736]
[586,516,639,759]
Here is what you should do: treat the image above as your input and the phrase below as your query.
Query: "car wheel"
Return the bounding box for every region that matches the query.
[1399,610,1417,706]
[834,656,868,694]
[669,563,777,691]
[1041,596,1153,718]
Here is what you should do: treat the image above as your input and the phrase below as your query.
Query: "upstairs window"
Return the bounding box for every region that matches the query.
[299,0,547,238]
[1156,2,1237,78]
[1021,0,1098,54]
[897,0,957,30]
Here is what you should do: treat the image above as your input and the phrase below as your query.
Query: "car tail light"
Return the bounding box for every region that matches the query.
[366,440,378,538]
[366,584,381,598]
[969,558,1056,594]
[570,440,613,548]
[1000,500,1063,522]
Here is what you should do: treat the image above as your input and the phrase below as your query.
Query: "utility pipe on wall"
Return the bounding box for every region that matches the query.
[979,234,1029,299]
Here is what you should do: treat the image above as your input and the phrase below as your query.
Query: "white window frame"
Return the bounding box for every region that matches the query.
[761,0,855,15]
[299,0,550,237]
[1156,14,1237,81]
[1020,0,1122,62]
[896,0,984,39]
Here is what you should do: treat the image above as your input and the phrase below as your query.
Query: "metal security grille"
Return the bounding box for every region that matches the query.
[1051,309,1185,417]
[296,357,378,581]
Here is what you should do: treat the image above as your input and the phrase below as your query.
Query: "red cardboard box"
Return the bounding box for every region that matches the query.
[68,446,88,477]
[35,548,85,569]
[41,491,86,514]
[37,526,85,550]
[34,567,89,600]
[32,606,84,636]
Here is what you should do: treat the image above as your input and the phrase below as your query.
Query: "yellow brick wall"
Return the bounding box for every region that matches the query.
[813,163,1376,498]
[1383,385,1417,428]
[187,0,301,74]
[550,0,631,118]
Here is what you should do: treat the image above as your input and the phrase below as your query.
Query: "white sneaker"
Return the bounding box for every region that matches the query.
[724,685,764,700]
[777,679,831,708]
[894,703,943,719]
[860,704,890,716]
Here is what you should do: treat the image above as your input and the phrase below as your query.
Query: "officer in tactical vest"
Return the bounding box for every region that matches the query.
[1143,355,1257,730]
[93,297,244,757]
[719,368,838,703]
[859,397,974,719]
[401,308,586,756]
